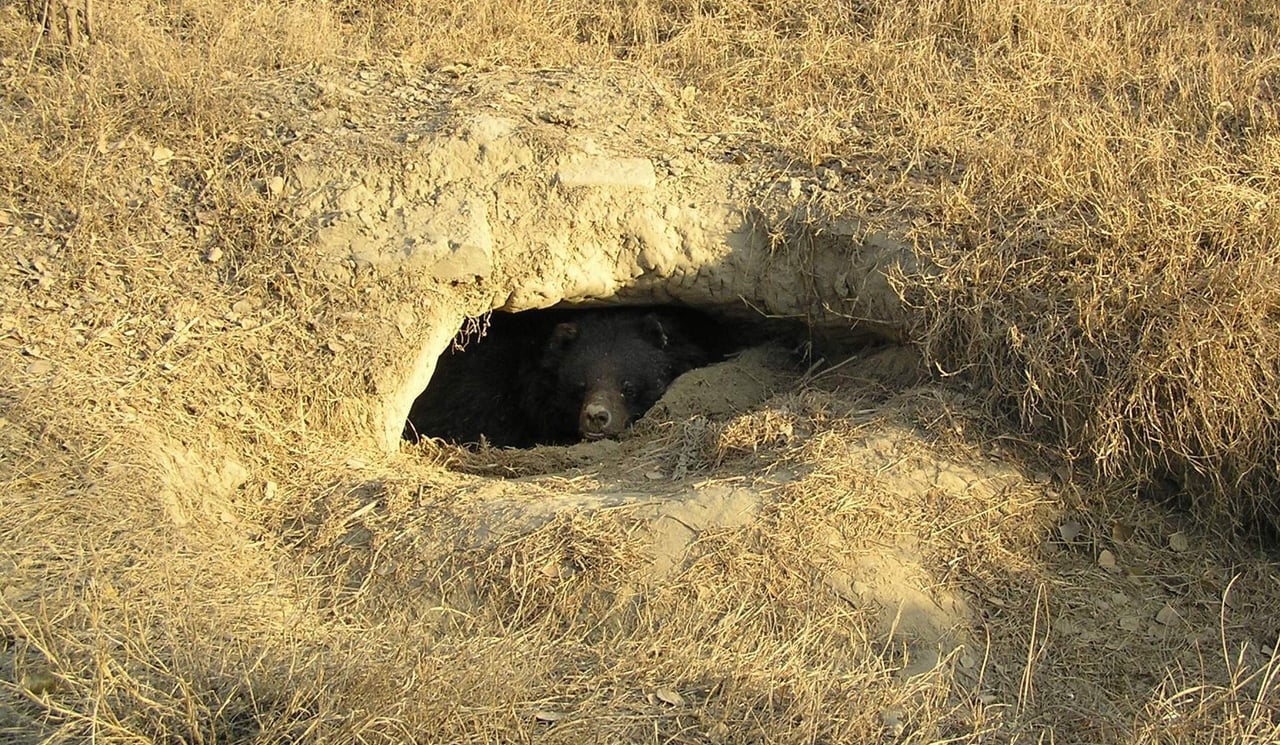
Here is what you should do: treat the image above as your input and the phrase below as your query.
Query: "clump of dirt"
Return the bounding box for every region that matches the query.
[647,344,797,424]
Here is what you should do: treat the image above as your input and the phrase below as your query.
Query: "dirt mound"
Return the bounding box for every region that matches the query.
[274,66,918,448]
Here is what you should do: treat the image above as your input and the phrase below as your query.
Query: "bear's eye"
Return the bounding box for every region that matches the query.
[621,380,636,397]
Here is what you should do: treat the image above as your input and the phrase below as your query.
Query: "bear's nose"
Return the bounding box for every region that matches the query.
[583,403,611,431]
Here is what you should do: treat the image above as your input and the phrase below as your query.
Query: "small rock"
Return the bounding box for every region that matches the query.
[1155,604,1182,626]
[556,157,656,190]
[21,669,61,696]
[540,561,577,580]
[880,707,905,737]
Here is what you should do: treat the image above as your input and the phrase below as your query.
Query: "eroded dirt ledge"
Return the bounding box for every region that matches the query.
[269,67,935,448]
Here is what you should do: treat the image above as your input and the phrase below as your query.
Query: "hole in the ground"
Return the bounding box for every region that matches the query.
[403,305,794,448]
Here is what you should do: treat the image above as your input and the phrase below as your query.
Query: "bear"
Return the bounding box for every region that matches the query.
[520,308,713,444]
[404,307,719,448]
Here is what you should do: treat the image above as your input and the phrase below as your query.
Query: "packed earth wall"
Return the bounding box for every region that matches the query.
[282,71,927,448]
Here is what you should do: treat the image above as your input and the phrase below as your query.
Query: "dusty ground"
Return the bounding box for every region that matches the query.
[3,2,1280,743]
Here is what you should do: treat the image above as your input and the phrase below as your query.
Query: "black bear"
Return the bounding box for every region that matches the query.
[404,307,718,448]
[521,309,713,444]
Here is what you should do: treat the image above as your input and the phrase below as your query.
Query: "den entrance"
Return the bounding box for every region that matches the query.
[403,305,815,449]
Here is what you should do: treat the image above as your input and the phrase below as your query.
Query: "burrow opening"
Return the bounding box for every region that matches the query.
[402,303,874,449]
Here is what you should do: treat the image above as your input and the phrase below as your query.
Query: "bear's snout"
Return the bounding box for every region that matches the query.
[580,391,627,440]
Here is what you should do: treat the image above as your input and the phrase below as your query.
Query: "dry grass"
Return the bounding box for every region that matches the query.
[4,0,1280,742]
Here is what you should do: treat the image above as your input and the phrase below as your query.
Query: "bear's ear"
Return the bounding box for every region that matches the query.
[549,322,579,348]
[540,322,579,369]
[641,314,669,349]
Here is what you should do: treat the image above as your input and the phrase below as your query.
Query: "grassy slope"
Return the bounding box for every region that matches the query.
[8,0,1280,519]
